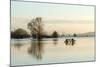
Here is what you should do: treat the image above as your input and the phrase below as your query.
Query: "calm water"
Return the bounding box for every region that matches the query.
[11,37,95,66]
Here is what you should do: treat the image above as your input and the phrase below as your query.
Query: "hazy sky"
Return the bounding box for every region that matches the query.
[11,1,95,34]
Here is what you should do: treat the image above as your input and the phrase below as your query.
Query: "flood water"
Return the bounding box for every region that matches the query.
[11,37,95,66]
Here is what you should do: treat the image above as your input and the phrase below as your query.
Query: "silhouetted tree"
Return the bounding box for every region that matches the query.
[52,31,59,38]
[27,17,44,40]
[73,33,77,37]
[11,28,30,38]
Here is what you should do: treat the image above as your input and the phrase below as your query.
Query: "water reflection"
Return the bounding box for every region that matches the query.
[28,40,44,60]
[11,38,94,66]
[53,38,58,45]
[13,42,23,50]
[64,39,76,46]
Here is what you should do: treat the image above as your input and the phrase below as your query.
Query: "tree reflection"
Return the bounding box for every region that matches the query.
[64,39,76,46]
[28,40,44,60]
[53,38,58,45]
[13,42,23,50]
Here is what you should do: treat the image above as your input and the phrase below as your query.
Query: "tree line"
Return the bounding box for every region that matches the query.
[11,17,78,39]
[11,28,59,39]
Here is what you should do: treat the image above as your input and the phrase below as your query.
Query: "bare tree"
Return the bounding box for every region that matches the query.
[27,17,44,40]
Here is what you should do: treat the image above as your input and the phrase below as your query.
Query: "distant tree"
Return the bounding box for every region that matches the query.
[73,33,77,37]
[52,31,59,38]
[61,34,65,37]
[27,17,44,40]
[11,28,30,38]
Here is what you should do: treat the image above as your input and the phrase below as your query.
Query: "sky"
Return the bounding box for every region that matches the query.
[11,1,95,34]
